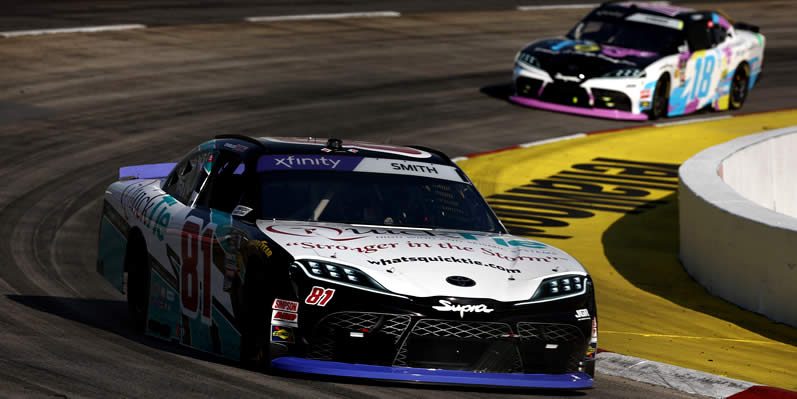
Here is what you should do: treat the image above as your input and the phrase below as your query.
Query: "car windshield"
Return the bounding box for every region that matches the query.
[254,170,504,233]
[568,17,682,54]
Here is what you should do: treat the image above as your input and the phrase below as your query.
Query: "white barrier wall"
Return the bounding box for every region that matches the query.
[721,133,797,218]
[679,125,797,328]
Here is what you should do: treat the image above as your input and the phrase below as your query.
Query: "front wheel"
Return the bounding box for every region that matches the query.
[239,266,272,371]
[730,64,750,110]
[648,76,670,120]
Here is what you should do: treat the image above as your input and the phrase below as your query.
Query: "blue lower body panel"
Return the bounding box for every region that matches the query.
[271,357,593,389]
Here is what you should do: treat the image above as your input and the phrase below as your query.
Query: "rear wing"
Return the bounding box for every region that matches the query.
[734,21,760,33]
[119,163,177,179]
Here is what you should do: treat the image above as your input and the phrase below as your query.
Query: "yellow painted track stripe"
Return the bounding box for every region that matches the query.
[459,108,797,391]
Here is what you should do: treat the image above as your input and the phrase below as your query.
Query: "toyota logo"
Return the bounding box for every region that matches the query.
[446,276,476,287]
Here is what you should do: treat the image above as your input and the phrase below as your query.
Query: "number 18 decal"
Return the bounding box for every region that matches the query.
[305,286,335,306]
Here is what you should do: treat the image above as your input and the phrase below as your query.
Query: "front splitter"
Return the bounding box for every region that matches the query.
[271,357,593,389]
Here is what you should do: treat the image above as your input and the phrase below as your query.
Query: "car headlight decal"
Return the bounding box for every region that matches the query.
[516,52,542,70]
[294,260,391,293]
[603,68,646,78]
[530,274,587,301]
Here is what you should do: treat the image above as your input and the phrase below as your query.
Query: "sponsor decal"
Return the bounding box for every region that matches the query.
[575,308,591,321]
[626,13,684,30]
[250,240,273,257]
[272,298,299,312]
[271,310,299,327]
[305,286,335,306]
[271,325,294,343]
[119,182,177,241]
[223,142,248,152]
[536,43,638,66]
[284,241,399,253]
[485,157,679,239]
[573,44,600,52]
[640,89,651,99]
[231,205,252,217]
[587,317,598,358]
[258,155,361,171]
[264,224,548,248]
[601,45,657,59]
[432,299,494,318]
[366,256,521,273]
[555,72,582,83]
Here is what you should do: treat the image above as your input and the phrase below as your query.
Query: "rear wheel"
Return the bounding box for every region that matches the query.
[126,234,150,335]
[648,75,670,120]
[730,63,750,110]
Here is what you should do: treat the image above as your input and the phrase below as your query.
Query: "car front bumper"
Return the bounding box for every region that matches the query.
[271,357,594,389]
[510,95,648,121]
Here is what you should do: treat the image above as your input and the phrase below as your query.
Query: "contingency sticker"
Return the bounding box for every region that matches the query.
[271,325,295,343]
[271,310,299,327]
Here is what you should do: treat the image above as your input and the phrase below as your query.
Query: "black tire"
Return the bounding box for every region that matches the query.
[648,75,670,120]
[126,234,150,335]
[239,265,272,371]
[730,63,750,110]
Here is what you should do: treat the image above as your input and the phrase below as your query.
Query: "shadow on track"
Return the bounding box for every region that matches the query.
[7,294,587,397]
[480,83,514,103]
[601,193,797,347]
[6,295,239,367]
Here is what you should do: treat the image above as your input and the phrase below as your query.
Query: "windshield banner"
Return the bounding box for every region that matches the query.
[257,155,464,182]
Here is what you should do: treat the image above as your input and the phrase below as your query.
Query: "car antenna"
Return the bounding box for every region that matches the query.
[326,138,344,151]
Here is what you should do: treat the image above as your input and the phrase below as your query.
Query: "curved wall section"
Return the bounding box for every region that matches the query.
[679,125,797,328]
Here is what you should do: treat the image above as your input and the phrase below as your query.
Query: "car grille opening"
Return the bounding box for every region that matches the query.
[515,77,544,98]
[395,319,523,373]
[591,88,632,112]
[540,82,591,108]
[307,312,411,365]
[307,313,588,374]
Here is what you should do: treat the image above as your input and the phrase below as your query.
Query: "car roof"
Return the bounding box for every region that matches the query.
[601,2,696,18]
[207,135,456,166]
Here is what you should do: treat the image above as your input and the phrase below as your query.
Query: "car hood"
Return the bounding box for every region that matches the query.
[256,220,587,302]
[521,38,663,80]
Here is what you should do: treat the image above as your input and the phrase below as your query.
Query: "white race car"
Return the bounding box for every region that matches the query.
[96,136,598,389]
[511,2,765,120]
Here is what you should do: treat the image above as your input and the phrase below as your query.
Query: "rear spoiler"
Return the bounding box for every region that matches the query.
[734,21,760,33]
[119,162,177,179]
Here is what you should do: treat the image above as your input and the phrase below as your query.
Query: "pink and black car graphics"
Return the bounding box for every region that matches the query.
[96,136,598,389]
[511,2,764,120]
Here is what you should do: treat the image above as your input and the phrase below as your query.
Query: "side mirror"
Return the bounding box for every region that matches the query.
[677,43,689,54]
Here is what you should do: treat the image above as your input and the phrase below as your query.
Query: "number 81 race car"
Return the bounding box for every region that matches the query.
[511,2,765,120]
[97,136,598,389]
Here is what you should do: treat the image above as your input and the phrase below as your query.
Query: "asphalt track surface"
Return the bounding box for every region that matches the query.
[0,1,795,397]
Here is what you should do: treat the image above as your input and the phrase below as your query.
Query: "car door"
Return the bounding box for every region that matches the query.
[163,148,252,357]
[669,14,724,116]
[150,149,216,348]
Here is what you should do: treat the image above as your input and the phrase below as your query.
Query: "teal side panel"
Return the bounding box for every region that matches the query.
[212,306,241,360]
[147,270,180,340]
[97,216,127,293]
[188,314,213,353]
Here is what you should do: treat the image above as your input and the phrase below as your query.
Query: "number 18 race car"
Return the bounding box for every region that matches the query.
[97,136,598,389]
[511,2,765,120]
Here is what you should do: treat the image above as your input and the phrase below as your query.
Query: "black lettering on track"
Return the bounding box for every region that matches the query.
[487,158,679,239]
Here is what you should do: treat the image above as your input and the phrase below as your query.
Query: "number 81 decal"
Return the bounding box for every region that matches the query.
[305,286,335,306]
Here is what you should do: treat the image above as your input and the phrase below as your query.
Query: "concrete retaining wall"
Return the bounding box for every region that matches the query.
[679,125,797,328]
